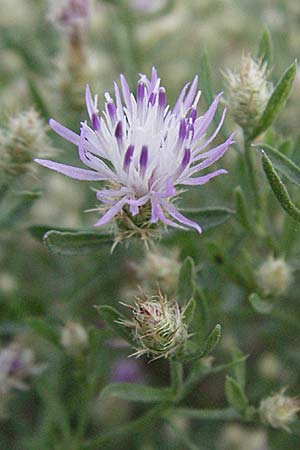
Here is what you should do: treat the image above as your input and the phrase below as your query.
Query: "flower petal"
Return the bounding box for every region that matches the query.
[94,197,128,227]
[49,119,79,146]
[182,168,228,185]
[161,200,202,233]
[35,159,106,180]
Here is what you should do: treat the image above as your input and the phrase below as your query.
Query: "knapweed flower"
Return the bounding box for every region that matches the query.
[259,388,300,432]
[119,291,190,360]
[256,256,292,297]
[0,109,53,178]
[223,54,273,132]
[0,343,45,395]
[36,68,234,238]
[48,0,91,38]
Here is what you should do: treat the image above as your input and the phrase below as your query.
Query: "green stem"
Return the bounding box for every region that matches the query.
[165,419,200,450]
[170,360,183,399]
[244,136,263,217]
[175,407,248,421]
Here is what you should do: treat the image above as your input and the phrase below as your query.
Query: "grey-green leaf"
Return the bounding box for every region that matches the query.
[193,288,209,339]
[257,29,273,69]
[94,305,133,343]
[257,143,300,187]
[26,318,60,347]
[183,297,196,326]
[249,293,273,314]
[225,375,249,414]
[43,230,112,255]
[251,61,297,140]
[262,152,300,223]
[181,207,235,231]
[100,383,172,403]
[176,257,195,303]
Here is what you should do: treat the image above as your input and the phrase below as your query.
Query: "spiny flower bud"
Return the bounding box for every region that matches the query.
[223,54,273,132]
[259,388,300,431]
[256,256,292,297]
[120,291,189,360]
[0,109,53,179]
[61,321,88,355]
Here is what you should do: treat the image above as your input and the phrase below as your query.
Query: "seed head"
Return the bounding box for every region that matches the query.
[223,54,273,132]
[259,388,300,431]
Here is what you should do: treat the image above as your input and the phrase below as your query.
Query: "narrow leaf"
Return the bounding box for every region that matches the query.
[262,152,300,222]
[257,143,300,187]
[26,318,60,347]
[28,225,77,241]
[176,257,195,303]
[199,50,214,107]
[225,375,249,414]
[257,29,273,69]
[44,230,112,255]
[27,76,50,120]
[234,186,253,231]
[193,288,209,338]
[230,348,247,392]
[94,305,132,343]
[249,293,273,314]
[181,207,235,231]
[101,383,172,403]
[183,298,196,326]
[251,61,297,140]
[184,324,221,362]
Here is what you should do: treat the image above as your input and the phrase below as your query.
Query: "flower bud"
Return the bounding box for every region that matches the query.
[120,291,189,360]
[61,321,88,355]
[256,257,292,297]
[259,388,300,431]
[223,54,273,132]
[0,109,53,179]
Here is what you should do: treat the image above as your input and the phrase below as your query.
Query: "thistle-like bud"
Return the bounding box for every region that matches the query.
[61,321,88,355]
[120,291,189,360]
[223,54,273,132]
[259,388,300,431]
[256,257,292,297]
[0,109,53,179]
[48,0,91,40]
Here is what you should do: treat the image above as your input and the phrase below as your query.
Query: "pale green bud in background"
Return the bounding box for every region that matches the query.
[61,321,88,356]
[259,388,300,431]
[223,54,273,132]
[256,257,292,297]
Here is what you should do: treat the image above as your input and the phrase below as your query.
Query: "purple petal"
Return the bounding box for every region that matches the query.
[194,93,223,140]
[183,75,198,110]
[173,82,190,115]
[49,119,79,146]
[182,169,228,185]
[94,197,128,227]
[120,74,132,112]
[123,144,135,172]
[152,201,187,230]
[190,135,234,174]
[193,108,227,157]
[161,200,202,233]
[158,87,166,109]
[92,113,101,131]
[35,159,106,180]
[149,67,158,94]
[139,145,148,176]
[85,84,95,121]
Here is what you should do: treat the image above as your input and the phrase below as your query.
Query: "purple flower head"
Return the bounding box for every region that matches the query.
[36,68,234,234]
[111,358,144,384]
[49,0,91,36]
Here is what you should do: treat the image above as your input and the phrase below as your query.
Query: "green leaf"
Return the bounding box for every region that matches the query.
[28,225,79,241]
[183,298,196,326]
[257,143,300,187]
[94,305,133,343]
[248,293,273,314]
[199,50,214,108]
[251,61,297,140]
[262,152,300,223]
[181,207,235,231]
[234,186,253,231]
[257,29,273,69]
[193,288,209,339]
[176,257,195,303]
[230,348,247,392]
[27,76,50,120]
[26,318,60,347]
[225,375,249,414]
[101,383,172,403]
[0,190,42,228]
[185,324,221,362]
[43,230,113,255]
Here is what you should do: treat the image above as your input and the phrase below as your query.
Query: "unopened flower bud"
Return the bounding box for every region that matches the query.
[256,257,292,296]
[223,54,273,132]
[259,388,300,431]
[0,109,53,179]
[120,291,189,360]
[48,0,91,39]
[61,321,88,355]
